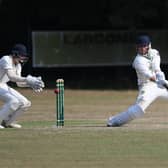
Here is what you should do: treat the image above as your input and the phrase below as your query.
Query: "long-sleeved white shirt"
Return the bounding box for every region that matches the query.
[132,49,162,86]
[0,55,27,86]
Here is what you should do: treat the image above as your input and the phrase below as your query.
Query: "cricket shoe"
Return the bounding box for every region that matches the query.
[107,117,120,127]
[107,116,114,127]
[1,121,22,128]
[0,125,5,129]
[7,123,22,128]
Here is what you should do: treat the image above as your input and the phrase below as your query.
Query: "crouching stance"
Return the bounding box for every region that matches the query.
[0,44,44,128]
[107,35,168,127]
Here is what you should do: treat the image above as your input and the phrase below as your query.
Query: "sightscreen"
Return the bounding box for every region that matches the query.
[32,31,168,67]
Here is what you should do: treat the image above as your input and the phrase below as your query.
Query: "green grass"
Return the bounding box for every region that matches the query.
[0,89,168,168]
[20,119,105,128]
[0,126,168,168]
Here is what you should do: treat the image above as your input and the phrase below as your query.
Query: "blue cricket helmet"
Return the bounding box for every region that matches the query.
[11,43,28,56]
[136,35,151,46]
[11,43,29,63]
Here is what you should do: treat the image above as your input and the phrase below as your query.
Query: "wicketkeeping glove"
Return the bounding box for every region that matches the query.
[26,75,45,92]
[33,76,45,92]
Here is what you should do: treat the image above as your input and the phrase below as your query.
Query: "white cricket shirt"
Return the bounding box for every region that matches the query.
[0,55,21,83]
[132,49,161,86]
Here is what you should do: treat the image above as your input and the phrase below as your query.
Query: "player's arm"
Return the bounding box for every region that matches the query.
[133,60,156,81]
[149,76,156,82]
[152,53,168,89]
[153,51,166,81]
[16,81,29,87]
[6,69,44,91]
[6,69,26,82]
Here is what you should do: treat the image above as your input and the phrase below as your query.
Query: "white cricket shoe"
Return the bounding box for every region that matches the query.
[107,116,113,127]
[1,121,22,128]
[107,116,120,127]
[7,123,22,128]
[0,125,5,129]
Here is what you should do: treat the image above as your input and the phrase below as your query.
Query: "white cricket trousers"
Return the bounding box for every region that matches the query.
[0,83,31,125]
[108,82,168,126]
[137,82,168,111]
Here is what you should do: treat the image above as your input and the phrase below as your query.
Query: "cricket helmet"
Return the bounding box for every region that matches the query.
[136,35,151,46]
[11,43,28,56]
[11,43,29,63]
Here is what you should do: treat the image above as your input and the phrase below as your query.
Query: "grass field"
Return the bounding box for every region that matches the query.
[0,88,168,168]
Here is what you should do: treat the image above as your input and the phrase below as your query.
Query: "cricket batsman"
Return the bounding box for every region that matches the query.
[107,35,168,127]
[0,43,44,128]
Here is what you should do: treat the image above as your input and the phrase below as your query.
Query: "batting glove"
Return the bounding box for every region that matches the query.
[156,71,165,81]
[157,79,168,89]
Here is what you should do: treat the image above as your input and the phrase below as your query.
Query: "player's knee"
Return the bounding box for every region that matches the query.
[136,95,153,111]
[25,100,31,108]
[20,100,31,109]
[9,99,22,111]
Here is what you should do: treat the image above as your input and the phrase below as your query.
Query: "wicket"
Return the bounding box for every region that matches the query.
[55,79,64,127]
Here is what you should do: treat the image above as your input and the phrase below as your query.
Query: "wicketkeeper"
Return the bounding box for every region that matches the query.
[107,35,168,127]
[0,43,44,128]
